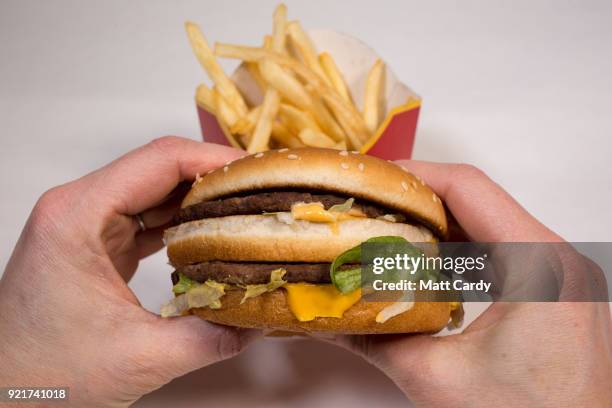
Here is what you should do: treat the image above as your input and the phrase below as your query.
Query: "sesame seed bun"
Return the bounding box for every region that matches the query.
[184,148,447,238]
[190,289,452,334]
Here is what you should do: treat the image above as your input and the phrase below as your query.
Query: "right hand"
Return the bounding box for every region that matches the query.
[316,162,612,407]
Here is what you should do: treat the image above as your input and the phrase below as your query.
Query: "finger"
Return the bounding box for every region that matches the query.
[311,333,445,394]
[395,161,560,242]
[83,136,244,218]
[131,315,262,385]
[137,194,183,231]
[135,227,165,260]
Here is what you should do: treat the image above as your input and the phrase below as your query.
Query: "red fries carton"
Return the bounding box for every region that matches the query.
[197,30,421,160]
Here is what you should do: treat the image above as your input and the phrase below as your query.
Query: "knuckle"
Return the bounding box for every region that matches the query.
[453,163,487,179]
[148,135,184,153]
[29,186,69,230]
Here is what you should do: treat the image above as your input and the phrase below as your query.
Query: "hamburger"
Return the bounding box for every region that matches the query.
[161,148,461,334]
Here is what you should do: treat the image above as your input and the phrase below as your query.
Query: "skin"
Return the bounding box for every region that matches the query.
[0,139,609,406]
[316,161,612,407]
[0,137,259,407]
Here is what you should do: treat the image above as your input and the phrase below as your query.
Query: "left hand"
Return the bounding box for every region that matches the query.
[0,136,259,407]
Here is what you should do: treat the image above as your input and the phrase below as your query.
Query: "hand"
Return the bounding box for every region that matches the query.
[316,163,611,407]
[0,136,259,407]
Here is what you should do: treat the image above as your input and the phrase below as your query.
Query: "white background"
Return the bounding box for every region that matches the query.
[1,0,611,406]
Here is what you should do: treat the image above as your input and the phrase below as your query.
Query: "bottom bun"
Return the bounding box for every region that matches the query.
[190,289,452,334]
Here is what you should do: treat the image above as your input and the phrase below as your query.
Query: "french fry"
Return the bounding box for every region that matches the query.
[272,122,304,148]
[286,21,329,85]
[195,83,216,112]
[319,52,353,105]
[248,3,288,153]
[271,4,287,52]
[214,88,240,128]
[248,89,280,153]
[259,59,312,110]
[185,22,248,116]
[305,85,345,142]
[195,84,244,148]
[231,106,261,134]
[363,58,386,134]
[278,104,321,135]
[195,84,239,128]
[322,93,368,149]
[298,128,336,148]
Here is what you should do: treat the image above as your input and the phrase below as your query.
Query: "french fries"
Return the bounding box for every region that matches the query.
[272,122,304,148]
[279,104,321,135]
[271,4,287,52]
[259,59,312,109]
[186,4,390,152]
[248,89,280,153]
[230,106,261,134]
[363,59,386,134]
[186,22,248,117]
[319,52,353,104]
[195,84,239,128]
[298,128,336,148]
[287,21,330,85]
[249,4,287,153]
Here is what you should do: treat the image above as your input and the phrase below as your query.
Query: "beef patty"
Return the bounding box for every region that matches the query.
[174,191,395,225]
[172,261,359,285]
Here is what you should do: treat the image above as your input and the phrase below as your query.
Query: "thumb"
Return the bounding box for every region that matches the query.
[313,333,454,400]
[122,314,261,392]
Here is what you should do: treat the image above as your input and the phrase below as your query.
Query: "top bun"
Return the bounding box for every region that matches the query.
[184,148,447,238]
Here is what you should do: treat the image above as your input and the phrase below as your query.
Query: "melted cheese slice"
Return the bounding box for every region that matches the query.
[290,202,366,234]
[284,283,361,322]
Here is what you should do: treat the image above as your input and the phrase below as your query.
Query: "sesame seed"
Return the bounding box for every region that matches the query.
[223,166,229,173]
[278,148,289,153]
[339,150,348,156]
[254,152,264,158]
[351,151,359,154]
[287,154,299,160]
[207,169,214,174]
[420,179,425,186]
[358,163,365,172]
[401,181,409,191]
[225,160,232,165]
[340,163,349,170]
[432,193,438,202]
[411,180,418,189]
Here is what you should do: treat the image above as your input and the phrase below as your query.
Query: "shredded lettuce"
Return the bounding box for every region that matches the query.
[172,273,199,294]
[162,277,226,317]
[186,281,226,308]
[161,294,189,317]
[328,198,354,213]
[241,268,287,304]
